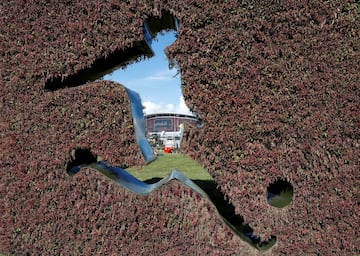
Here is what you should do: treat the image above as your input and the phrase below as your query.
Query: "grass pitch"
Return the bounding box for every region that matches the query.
[126,153,213,181]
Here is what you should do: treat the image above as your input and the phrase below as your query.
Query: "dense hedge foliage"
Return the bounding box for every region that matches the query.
[1,0,359,255]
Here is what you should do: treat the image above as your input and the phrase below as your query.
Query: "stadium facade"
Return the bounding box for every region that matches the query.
[145,113,199,148]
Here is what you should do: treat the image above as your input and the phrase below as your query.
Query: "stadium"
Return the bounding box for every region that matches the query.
[145,113,200,149]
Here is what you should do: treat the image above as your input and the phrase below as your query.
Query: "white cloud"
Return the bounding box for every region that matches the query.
[145,69,179,81]
[178,95,193,115]
[143,96,194,116]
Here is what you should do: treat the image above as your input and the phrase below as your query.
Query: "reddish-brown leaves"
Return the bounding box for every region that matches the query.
[1,0,359,255]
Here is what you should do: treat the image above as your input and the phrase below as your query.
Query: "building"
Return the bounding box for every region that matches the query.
[145,113,200,148]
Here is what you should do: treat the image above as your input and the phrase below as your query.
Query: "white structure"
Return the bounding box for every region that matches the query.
[145,113,199,149]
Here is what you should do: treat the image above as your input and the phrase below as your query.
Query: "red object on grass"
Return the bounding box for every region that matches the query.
[164,147,172,153]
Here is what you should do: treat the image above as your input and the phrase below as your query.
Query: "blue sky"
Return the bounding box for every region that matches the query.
[103,31,192,115]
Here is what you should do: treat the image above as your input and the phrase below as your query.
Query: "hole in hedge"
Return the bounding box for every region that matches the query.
[49,9,276,249]
[66,147,97,173]
[267,178,294,208]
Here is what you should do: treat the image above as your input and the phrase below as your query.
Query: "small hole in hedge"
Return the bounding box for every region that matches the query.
[66,147,97,173]
[267,178,294,208]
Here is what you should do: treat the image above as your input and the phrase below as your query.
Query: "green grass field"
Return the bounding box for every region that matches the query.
[126,153,213,181]
[268,188,294,208]
[126,153,292,208]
